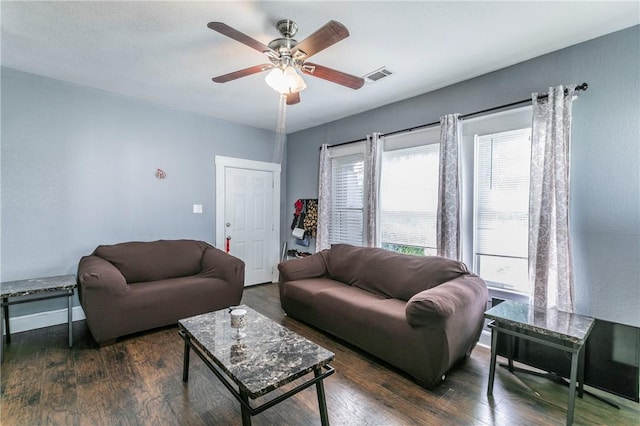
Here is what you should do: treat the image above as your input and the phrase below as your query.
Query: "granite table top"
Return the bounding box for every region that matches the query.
[179,305,335,399]
[484,300,595,346]
[1,275,77,298]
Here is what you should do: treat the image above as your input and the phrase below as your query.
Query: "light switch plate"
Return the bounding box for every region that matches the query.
[193,204,203,214]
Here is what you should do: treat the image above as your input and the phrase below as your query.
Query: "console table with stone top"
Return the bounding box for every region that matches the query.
[179,305,335,426]
[485,300,595,426]
[1,274,77,362]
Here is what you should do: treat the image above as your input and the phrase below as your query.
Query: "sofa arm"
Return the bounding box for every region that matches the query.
[278,252,328,282]
[405,274,488,327]
[199,247,245,287]
[77,255,129,302]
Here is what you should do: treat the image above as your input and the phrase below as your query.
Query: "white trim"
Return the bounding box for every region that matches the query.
[3,306,86,335]
[5,306,495,349]
[478,329,492,348]
[462,105,532,136]
[215,156,281,173]
[215,155,281,284]
[384,125,441,151]
[328,142,365,158]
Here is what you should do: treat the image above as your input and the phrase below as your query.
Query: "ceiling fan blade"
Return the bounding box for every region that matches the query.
[291,20,349,60]
[212,64,273,83]
[286,92,301,105]
[208,22,276,55]
[301,63,365,90]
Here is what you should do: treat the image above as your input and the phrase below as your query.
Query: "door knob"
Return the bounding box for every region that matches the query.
[226,222,231,227]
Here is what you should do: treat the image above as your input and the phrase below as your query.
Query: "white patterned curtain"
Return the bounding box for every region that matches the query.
[316,144,331,252]
[529,86,576,312]
[365,133,381,247]
[437,114,462,260]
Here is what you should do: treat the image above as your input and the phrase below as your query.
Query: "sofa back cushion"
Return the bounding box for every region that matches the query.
[324,244,367,285]
[94,239,207,283]
[326,244,469,301]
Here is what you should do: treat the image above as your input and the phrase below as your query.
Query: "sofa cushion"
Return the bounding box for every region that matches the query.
[280,278,347,312]
[94,239,206,283]
[312,285,391,329]
[323,244,366,285]
[278,254,328,282]
[327,244,469,301]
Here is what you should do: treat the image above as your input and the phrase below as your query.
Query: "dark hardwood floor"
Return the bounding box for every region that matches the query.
[1,283,638,425]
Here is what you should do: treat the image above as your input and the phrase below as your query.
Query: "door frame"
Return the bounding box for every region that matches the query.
[215,155,281,284]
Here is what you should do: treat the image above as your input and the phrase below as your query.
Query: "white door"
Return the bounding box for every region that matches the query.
[216,156,281,287]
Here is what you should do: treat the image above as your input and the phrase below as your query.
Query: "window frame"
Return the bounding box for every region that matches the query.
[327,142,366,247]
[380,130,441,256]
[473,128,532,294]
[461,106,533,298]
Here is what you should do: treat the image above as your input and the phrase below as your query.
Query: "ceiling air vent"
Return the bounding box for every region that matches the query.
[365,67,393,83]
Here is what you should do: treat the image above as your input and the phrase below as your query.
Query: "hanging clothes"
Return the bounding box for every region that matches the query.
[290,199,318,243]
[303,199,318,237]
[291,199,306,234]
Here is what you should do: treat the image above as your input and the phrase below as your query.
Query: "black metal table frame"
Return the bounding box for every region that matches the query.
[487,320,587,426]
[179,329,334,426]
[1,289,75,362]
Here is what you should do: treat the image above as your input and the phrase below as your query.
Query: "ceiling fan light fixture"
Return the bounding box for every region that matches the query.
[284,66,307,93]
[265,68,286,93]
[266,66,306,94]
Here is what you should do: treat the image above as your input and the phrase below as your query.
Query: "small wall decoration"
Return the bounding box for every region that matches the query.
[155,168,167,179]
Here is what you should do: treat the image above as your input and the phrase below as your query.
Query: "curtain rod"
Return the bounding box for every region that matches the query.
[322,82,588,150]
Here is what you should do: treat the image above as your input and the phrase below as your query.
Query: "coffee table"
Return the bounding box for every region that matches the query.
[1,274,77,362]
[485,300,595,426]
[178,305,335,426]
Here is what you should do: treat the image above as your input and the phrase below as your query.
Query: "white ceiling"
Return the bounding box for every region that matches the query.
[2,1,638,133]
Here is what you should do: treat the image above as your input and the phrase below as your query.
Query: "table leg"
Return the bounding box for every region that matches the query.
[67,292,73,348]
[3,297,10,344]
[487,327,498,395]
[567,349,580,426]
[240,388,252,426]
[0,299,4,363]
[182,335,191,382]
[506,334,514,372]
[577,345,586,398]
[314,367,330,426]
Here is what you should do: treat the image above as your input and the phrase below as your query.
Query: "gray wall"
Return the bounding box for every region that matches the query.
[1,67,276,315]
[286,26,640,327]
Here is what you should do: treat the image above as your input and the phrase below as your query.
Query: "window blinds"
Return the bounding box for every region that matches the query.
[474,127,531,291]
[329,153,365,246]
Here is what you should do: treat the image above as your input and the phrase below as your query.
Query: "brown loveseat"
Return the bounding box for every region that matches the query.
[278,244,488,388]
[78,239,244,346]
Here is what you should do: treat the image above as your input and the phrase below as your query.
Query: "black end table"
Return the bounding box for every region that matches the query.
[485,300,595,425]
[1,274,77,362]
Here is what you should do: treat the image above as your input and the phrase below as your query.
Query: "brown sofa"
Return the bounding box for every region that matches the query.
[78,239,244,346]
[278,244,488,388]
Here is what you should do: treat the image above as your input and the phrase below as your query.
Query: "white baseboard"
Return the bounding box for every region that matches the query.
[3,306,86,335]
[478,329,491,348]
[5,310,495,346]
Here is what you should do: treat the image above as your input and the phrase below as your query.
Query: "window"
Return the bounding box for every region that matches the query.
[460,106,533,297]
[322,107,534,300]
[473,128,531,293]
[380,144,439,256]
[329,151,365,246]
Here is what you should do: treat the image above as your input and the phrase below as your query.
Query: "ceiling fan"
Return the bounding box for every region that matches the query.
[208,19,365,105]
